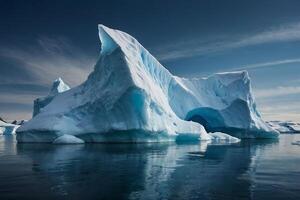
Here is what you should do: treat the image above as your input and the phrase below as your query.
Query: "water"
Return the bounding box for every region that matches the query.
[0,134,299,200]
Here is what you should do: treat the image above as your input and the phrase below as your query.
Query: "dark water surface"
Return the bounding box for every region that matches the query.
[0,134,299,200]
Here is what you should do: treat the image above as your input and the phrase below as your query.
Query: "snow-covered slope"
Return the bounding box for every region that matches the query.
[267,121,300,133]
[33,78,70,116]
[0,119,19,135]
[17,25,278,143]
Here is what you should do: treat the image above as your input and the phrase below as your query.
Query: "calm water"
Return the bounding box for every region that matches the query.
[0,134,299,200]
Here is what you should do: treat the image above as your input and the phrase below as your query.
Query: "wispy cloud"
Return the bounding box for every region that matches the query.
[260,102,300,113]
[261,113,300,122]
[258,102,300,121]
[0,92,38,120]
[156,22,300,61]
[253,85,300,121]
[0,36,95,86]
[254,86,300,98]
[231,58,300,71]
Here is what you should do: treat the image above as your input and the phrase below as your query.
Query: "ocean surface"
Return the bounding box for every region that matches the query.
[0,134,299,200]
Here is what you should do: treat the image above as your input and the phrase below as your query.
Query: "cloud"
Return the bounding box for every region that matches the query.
[261,113,300,122]
[0,36,95,86]
[0,93,36,121]
[258,102,300,121]
[156,22,300,61]
[260,102,300,113]
[0,83,48,95]
[254,86,300,98]
[253,88,300,121]
[231,58,300,71]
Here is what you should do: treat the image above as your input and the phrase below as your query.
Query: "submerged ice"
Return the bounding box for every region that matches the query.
[53,134,85,144]
[17,25,278,143]
[209,132,240,143]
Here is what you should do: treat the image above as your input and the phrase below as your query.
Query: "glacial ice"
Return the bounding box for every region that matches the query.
[17,24,278,143]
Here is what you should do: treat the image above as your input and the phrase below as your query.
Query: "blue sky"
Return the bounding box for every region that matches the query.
[0,0,299,121]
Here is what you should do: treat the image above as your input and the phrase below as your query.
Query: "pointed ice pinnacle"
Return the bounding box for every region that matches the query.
[33,78,70,117]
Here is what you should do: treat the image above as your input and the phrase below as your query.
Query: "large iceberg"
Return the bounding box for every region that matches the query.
[17,25,278,143]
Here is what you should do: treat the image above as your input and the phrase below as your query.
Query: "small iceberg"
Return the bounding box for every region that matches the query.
[0,119,19,135]
[267,121,300,133]
[291,141,300,146]
[53,134,85,144]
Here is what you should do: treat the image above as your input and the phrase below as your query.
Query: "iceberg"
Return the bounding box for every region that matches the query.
[267,121,300,133]
[17,25,278,143]
[0,118,19,135]
[292,141,300,146]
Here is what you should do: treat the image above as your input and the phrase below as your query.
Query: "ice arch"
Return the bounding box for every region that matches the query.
[185,107,225,133]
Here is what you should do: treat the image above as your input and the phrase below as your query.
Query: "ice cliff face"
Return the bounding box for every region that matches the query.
[17,25,278,143]
[33,78,70,117]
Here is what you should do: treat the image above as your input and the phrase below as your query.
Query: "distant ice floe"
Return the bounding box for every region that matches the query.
[267,121,300,133]
[0,119,19,135]
[291,141,300,146]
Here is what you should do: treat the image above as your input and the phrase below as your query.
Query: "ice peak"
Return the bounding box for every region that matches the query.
[49,77,70,96]
[96,24,172,84]
[98,24,119,55]
[98,24,142,56]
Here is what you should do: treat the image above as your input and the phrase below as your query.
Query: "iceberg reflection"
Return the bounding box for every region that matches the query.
[2,137,278,200]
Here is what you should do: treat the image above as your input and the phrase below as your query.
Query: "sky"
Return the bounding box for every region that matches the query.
[0,0,299,121]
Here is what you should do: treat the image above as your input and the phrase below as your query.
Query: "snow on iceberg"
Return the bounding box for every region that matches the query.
[17,24,278,143]
[33,78,70,117]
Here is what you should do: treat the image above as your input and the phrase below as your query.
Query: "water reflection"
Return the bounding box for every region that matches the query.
[1,135,298,200]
